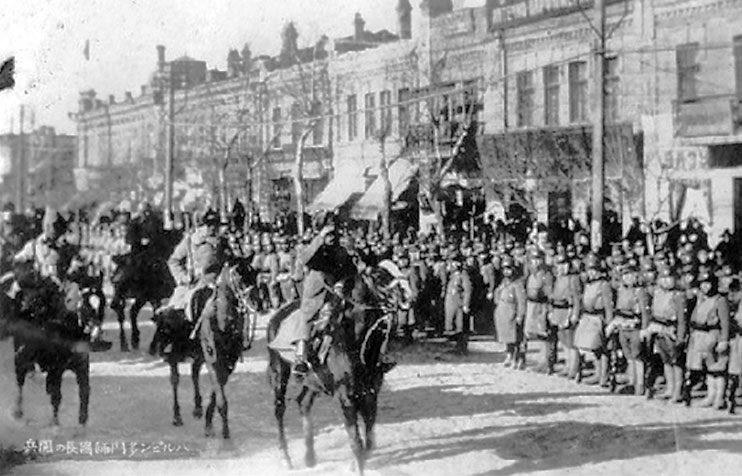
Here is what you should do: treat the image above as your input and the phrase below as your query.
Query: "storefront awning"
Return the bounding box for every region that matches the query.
[351,157,418,220]
[307,167,367,214]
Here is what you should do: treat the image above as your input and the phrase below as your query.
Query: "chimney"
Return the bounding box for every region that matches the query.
[156,45,166,71]
[108,94,116,105]
[397,0,412,39]
[140,85,147,96]
[125,91,134,103]
[354,13,365,41]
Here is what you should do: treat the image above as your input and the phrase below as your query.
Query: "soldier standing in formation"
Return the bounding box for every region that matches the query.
[494,256,526,368]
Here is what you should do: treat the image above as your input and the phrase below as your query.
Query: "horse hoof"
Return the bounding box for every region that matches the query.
[205,427,216,438]
[281,456,293,470]
[12,409,23,420]
[305,453,316,468]
[193,407,203,419]
[222,430,230,440]
[121,344,130,353]
[173,416,184,427]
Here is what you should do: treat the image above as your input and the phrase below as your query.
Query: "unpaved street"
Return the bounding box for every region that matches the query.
[2,310,742,476]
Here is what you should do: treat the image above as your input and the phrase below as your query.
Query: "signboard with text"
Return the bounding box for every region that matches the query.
[488,0,625,29]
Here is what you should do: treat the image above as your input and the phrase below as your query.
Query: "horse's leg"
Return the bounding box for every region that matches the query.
[359,391,379,455]
[112,295,129,352]
[338,389,365,475]
[170,360,183,426]
[204,391,217,438]
[75,356,91,427]
[297,387,318,468]
[192,358,203,419]
[129,298,146,350]
[46,369,64,426]
[203,360,230,439]
[13,360,28,420]
[270,351,292,468]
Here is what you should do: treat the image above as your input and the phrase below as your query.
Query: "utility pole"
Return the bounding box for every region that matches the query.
[590,0,606,252]
[164,68,175,229]
[16,105,25,213]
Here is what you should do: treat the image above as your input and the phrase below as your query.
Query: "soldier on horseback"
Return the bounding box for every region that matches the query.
[292,212,357,375]
[165,209,229,325]
[13,207,68,289]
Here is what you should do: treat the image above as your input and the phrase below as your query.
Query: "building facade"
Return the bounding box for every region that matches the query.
[72,0,742,241]
[0,126,76,211]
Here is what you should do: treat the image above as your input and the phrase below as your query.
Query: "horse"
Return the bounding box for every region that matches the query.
[110,229,180,351]
[3,265,97,428]
[266,266,408,475]
[151,260,257,438]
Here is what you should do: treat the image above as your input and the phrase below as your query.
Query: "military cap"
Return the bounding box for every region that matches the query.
[501,255,515,269]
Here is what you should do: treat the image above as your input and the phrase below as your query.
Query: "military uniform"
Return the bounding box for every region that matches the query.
[443,257,472,336]
[549,255,581,378]
[684,273,729,408]
[277,240,298,303]
[494,257,526,367]
[574,255,614,385]
[166,222,229,322]
[524,251,554,372]
[263,242,281,309]
[611,263,649,394]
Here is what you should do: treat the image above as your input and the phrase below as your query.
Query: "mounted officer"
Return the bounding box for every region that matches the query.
[165,209,230,324]
[292,212,357,375]
[13,207,68,288]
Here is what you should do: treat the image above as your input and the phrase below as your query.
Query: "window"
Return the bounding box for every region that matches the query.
[347,95,357,141]
[676,42,700,103]
[271,107,282,148]
[605,56,619,123]
[379,90,392,136]
[735,35,742,98]
[398,88,410,135]
[543,65,560,125]
[365,93,376,139]
[311,101,323,146]
[516,71,534,127]
[291,102,302,145]
[569,61,588,123]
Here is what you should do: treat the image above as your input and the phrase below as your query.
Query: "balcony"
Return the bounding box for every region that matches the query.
[673,94,742,138]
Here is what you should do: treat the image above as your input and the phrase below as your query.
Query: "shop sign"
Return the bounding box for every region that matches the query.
[488,0,623,29]
[657,147,709,172]
[674,96,737,137]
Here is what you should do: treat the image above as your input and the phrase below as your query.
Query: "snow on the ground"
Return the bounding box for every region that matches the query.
[5,322,742,476]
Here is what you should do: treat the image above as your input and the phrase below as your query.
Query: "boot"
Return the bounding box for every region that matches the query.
[626,360,636,388]
[729,375,739,414]
[699,375,715,407]
[671,366,684,403]
[713,376,728,410]
[567,349,580,379]
[634,360,645,396]
[293,340,309,375]
[658,365,674,399]
[531,342,552,374]
[599,354,610,387]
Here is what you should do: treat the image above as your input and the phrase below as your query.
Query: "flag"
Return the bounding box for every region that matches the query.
[83,40,90,61]
[0,57,14,92]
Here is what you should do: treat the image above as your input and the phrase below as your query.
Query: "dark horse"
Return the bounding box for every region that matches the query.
[150,261,256,438]
[110,229,180,351]
[1,266,96,428]
[267,269,405,475]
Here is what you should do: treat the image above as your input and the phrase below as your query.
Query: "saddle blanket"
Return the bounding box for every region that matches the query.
[267,300,302,352]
